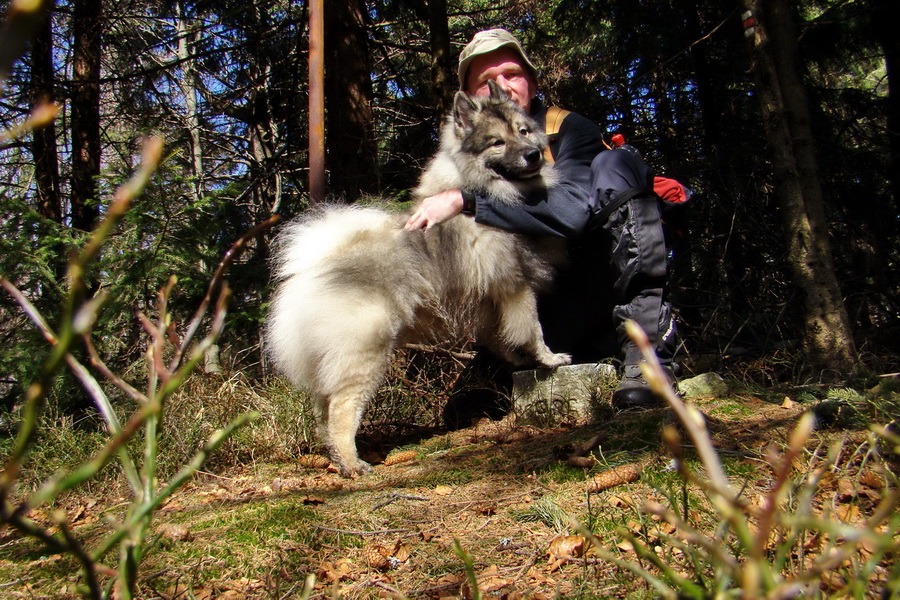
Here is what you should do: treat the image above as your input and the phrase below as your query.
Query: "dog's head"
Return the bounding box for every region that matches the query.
[450,81,548,182]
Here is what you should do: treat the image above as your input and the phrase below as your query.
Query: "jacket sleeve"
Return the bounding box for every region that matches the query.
[472,111,604,239]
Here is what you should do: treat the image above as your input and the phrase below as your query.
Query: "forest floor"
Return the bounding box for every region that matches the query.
[1,377,896,599]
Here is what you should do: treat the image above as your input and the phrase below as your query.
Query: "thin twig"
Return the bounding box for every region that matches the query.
[312,525,412,536]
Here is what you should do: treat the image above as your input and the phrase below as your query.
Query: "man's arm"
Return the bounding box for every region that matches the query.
[472,110,604,238]
[404,189,465,232]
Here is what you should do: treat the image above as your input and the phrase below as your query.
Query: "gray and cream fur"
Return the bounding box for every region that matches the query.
[265,82,570,477]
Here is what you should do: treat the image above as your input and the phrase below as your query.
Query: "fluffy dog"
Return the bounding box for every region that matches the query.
[266,82,570,476]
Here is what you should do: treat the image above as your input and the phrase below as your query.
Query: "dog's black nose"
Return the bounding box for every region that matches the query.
[524,148,541,166]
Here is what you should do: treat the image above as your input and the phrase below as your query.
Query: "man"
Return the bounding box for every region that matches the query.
[406,28,680,409]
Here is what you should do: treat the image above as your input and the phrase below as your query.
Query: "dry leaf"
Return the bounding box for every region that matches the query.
[859,469,884,489]
[477,574,510,593]
[781,397,795,409]
[318,559,355,582]
[383,450,417,466]
[157,523,192,542]
[460,565,510,596]
[836,477,857,499]
[547,535,586,560]
[433,485,453,496]
[474,502,497,515]
[390,540,411,562]
[835,503,861,524]
[606,494,633,507]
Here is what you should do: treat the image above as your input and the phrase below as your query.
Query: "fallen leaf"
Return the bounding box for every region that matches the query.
[433,485,453,496]
[547,535,586,561]
[781,396,795,409]
[460,565,510,596]
[474,502,497,515]
[835,503,861,523]
[157,523,192,542]
[835,477,857,500]
[607,494,633,507]
[390,540,411,562]
[859,470,884,489]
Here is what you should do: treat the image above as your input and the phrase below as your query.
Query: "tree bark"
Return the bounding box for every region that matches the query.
[175,0,204,204]
[428,0,453,120]
[324,0,377,202]
[741,0,858,376]
[870,0,900,207]
[70,0,103,231]
[30,7,62,223]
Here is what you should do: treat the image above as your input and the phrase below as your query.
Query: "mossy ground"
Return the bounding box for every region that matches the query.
[1,372,898,598]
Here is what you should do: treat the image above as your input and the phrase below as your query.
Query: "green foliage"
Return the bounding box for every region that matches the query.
[0,135,259,599]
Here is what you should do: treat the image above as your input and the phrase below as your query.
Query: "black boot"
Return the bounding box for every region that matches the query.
[611,362,675,411]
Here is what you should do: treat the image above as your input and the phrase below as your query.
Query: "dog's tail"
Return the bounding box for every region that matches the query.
[270,205,397,280]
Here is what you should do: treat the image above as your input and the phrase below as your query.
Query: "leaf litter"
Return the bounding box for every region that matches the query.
[2,394,897,598]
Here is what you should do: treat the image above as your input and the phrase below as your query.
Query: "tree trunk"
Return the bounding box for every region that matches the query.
[324,0,377,202]
[30,7,62,223]
[176,0,204,203]
[428,0,453,119]
[741,0,858,376]
[70,0,102,231]
[870,0,900,207]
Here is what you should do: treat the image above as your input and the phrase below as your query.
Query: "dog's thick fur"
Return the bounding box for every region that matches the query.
[266,83,570,477]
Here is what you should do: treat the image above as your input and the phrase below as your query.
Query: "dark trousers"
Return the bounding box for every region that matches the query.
[591,148,676,367]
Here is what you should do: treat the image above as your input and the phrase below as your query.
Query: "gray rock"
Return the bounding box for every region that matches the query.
[512,363,617,426]
[677,372,729,399]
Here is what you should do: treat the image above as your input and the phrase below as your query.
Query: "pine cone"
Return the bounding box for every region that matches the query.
[383,449,417,466]
[587,463,641,493]
[361,544,391,569]
[297,454,331,469]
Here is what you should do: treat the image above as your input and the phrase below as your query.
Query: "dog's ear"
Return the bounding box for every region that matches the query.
[452,91,479,132]
[486,79,511,103]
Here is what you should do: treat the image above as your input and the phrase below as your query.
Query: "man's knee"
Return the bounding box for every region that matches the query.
[591,148,652,200]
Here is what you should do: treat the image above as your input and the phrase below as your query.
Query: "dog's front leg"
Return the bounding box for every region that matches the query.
[496,287,572,369]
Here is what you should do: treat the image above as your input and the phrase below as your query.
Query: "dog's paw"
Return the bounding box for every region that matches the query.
[539,352,572,369]
[339,459,374,478]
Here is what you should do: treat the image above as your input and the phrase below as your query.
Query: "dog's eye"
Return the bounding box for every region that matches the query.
[519,127,531,136]
[490,139,505,148]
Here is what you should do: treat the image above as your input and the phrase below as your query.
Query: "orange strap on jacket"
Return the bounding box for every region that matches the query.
[543,105,570,164]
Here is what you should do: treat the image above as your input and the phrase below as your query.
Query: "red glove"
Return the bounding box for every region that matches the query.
[653,177,690,204]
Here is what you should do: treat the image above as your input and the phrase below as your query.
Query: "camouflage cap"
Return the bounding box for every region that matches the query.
[457,28,538,90]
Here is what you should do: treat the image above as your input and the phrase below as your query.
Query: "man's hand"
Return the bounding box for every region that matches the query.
[404,189,465,232]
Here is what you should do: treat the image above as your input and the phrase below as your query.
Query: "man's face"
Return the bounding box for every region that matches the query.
[465,47,537,111]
